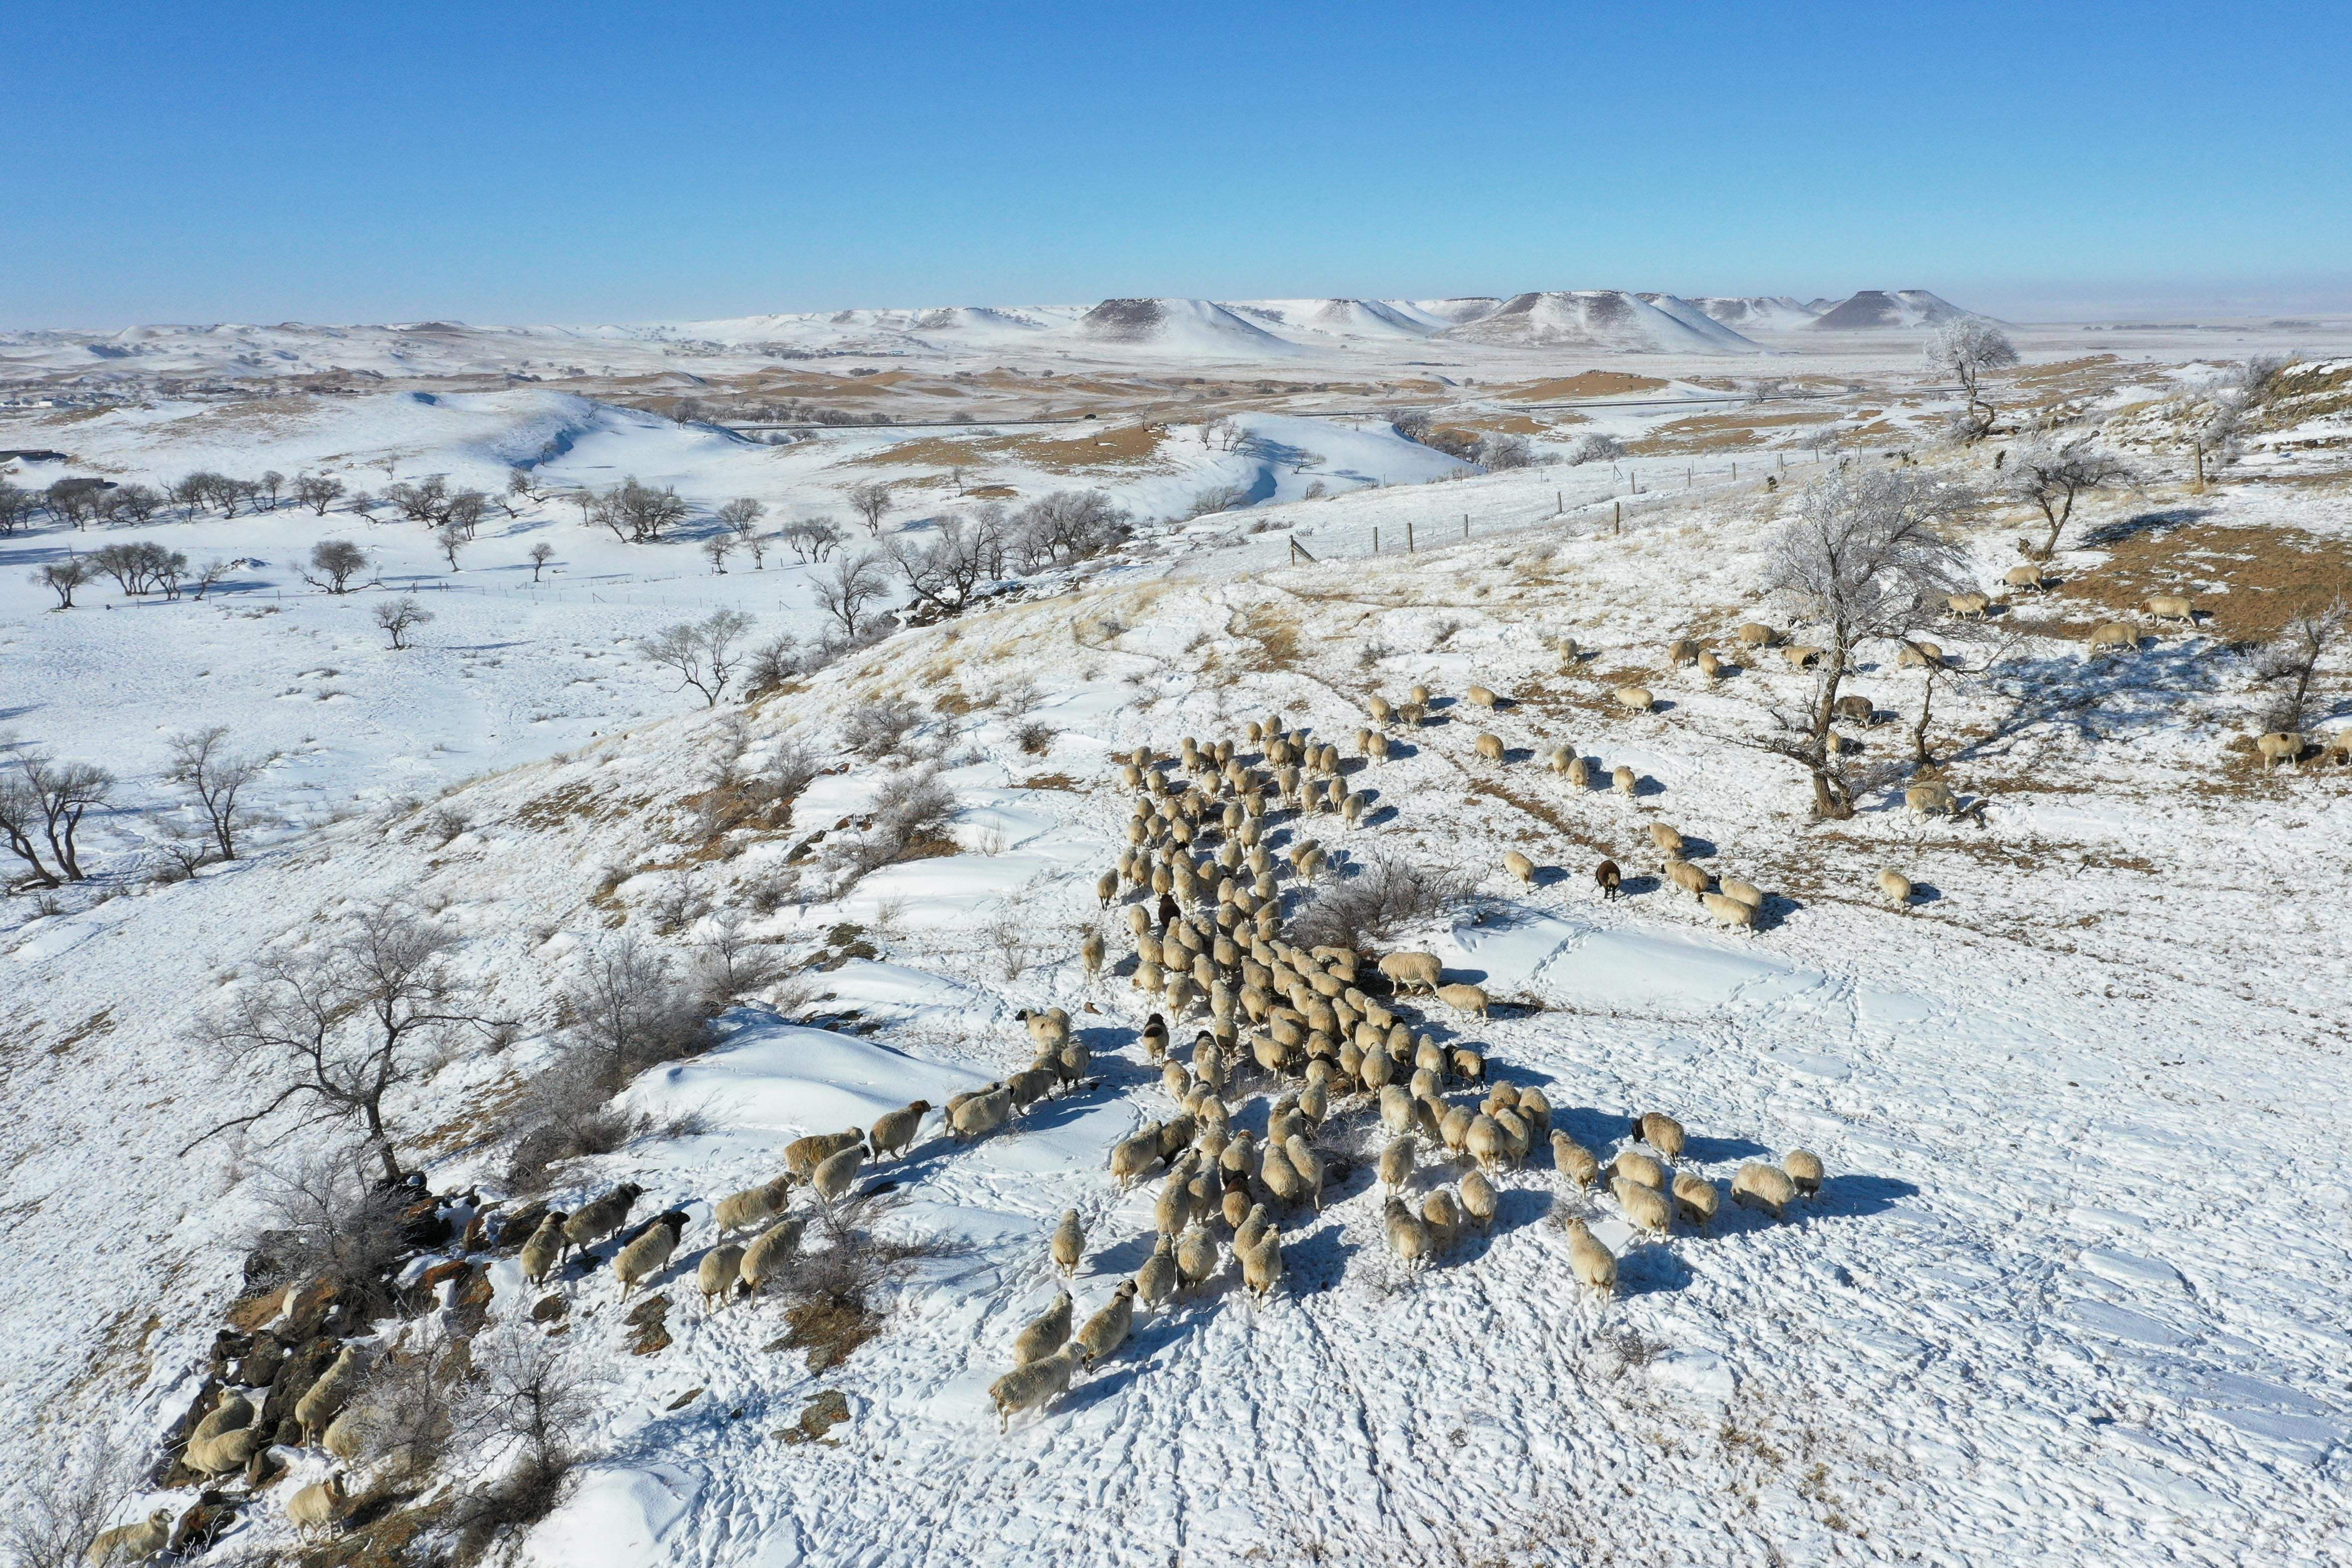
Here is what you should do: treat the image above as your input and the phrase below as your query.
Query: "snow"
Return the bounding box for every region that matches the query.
[5,324,2352,1567]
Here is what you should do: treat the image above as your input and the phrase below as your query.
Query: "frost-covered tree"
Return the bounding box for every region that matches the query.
[292,472,346,516]
[0,481,35,535]
[1923,316,2020,442]
[2001,439,2139,558]
[1564,432,1625,466]
[701,532,737,573]
[1760,467,1974,817]
[2252,598,2347,734]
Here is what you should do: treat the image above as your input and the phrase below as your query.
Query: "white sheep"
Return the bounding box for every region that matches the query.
[1947,591,1992,618]
[1467,684,1499,709]
[2003,563,2046,594]
[285,1474,349,1540]
[2256,731,2304,770]
[1013,1289,1073,1365]
[1719,877,1764,912]
[295,1345,364,1442]
[1702,892,1757,931]
[1613,1148,1668,1191]
[1905,782,1958,820]
[739,1215,805,1298]
[870,1100,932,1159]
[1612,1175,1672,1238]
[1876,868,1914,904]
[1551,1131,1599,1188]
[1632,1112,1686,1160]
[1378,950,1443,993]
[1732,1161,1797,1219]
[714,1175,795,1236]
[1379,1136,1415,1195]
[2086,621,2136,657]
[697,1244,746,1313]
[1669,637,1702,666]
[784,1131,863,1179]
[1135,1234,1178,1308]
[1385,1196,1431,1268]
[1735,621,1776,649]
[520,1211,568,1286]
[1460,1167,1498,1228]
[1465,1114,1503,1175]
[613,1211,688,1298]
[86,1508,176,1565]
[1435,982,1490,1018]
[1612,685,1654,714]
[990,1344,1082,1431]
[1897,639,1943,669]
[1671,1173,1720,1228]
[1176,1223,1220,1292]
[561,1182,644,1255]
[1504,849,1536,886]
[1613,764,1639,798]
[1239,1229,1284,1300]
[1475,732,1506,763]
[812,1141,868,1202]
[1784,1148,1825,1197]
[1698,649,1727,681]
[1563,1218,1617,1294]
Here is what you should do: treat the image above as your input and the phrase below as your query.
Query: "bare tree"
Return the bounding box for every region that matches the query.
[2001,439,2139,558]
[560,934,711,1091]
[166,725,265,861]
[248,1146,411,1314]
[374,595,434,650]
[501,468,531,516]
[814,552,887,637]
[305,539,370,594]
[783,517,846,562]
[0,746,107,888]
[1761,468,1974,817]
[258,469,285,508]
[452,1324,607,1526]
[169,473,210,521]
[445,488,489,540]
[590,477,688,542]
[528,542,555,582]
[700,532,736,574]
[32,556,91,609]
[886,513,1001,613]
[184,905,496,1184]
[0,481,36,535]
[385,476,452,527]
[190,557,233,601]
[291,472,345,516]
[638,609,757,706]
[44,478,107,530]
[2252,598,2347,734]
[846,481,894,536]
[1924,316,2021,442]
[0,1431,137,1568]
[718,498,766,568]
[435,525,468,570]
[100,482,165,524]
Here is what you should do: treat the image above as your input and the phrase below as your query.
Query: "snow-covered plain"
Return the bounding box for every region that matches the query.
[3,336,2351,1567]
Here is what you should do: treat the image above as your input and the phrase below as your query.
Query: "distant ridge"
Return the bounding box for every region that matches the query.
[1807,290,1970,330]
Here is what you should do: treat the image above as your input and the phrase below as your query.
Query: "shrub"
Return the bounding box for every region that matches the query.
[843,698,923,758]
[1289,852,1476,952]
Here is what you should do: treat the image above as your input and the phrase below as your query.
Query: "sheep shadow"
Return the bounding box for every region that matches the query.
[1905,882,1945,905]
[1677,835,1719,860]
[1500,746,1537,764]
[1679,1132,1772,1163]
[1617,1243,1693,1298]
[1813,1173,1918,1221]
[1628,775,1666,799]
[1281,1218,1357,1297]
[1362,803,1403,829]
[1381,739,1422,760]
[1617,873,1662,897]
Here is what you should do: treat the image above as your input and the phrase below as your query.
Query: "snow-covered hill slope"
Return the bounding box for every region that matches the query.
[1806,290,1971,331]
[1441,291,1764,354]
[6,446,2350,1565]
[1687,295,1824,332]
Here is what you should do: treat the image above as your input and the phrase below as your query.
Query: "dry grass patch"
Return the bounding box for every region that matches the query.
[2052,516,2352,638]
[1498,371,1669,402]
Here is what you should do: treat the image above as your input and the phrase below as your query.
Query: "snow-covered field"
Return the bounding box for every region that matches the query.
[3,336,2351,1567]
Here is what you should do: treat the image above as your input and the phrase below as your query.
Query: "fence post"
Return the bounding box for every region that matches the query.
[1613,500,1622,536]
[1463,514,1469,541]
[1372,527,1379,554]
[1556,490,1563,515]
[1407,522,1415,553]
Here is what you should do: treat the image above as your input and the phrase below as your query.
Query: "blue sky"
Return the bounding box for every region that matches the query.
[6,0,2347,327]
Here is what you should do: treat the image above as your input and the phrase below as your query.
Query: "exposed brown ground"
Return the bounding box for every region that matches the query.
[1497,371,1670,402]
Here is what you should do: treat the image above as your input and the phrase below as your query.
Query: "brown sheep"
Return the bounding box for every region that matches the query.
[1594,859,1621,900]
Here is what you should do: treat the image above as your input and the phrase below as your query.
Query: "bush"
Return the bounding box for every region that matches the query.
[1187,483,1250,519]
[1565,433,1625,466]
[1288,852,1476,953]
[1015,719,1054,755]
[843,698,923,758]
[244,1148,412,1316]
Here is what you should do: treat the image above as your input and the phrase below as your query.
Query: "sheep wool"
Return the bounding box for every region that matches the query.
[1013,1289,1073,1366]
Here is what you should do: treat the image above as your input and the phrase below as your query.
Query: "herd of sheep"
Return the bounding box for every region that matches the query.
[982,713,1829,1429]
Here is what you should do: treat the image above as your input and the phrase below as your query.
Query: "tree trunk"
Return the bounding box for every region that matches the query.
[1912,672,1936,765]
[1805,643,1854,819]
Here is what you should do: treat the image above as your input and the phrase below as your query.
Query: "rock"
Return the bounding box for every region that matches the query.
[775,1389,852,1445]
[530,1294,569,1324]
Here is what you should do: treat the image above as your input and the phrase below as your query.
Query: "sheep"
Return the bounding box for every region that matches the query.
[738,1215,805,1298]
[1702,892,1756,931]
[1719,877,1764,912]
[1465,1114,1504,1175]
[812,1142,868,1203]
[1905,782,1958,820]
[1421,1188,1464,1254]
[1594,859,1621,900]
[1080,930,1106,976]
[193,1389,253,1445]
[1698,650,1727,681]
[1664,858,1712,897]
[1632,1113,1686,1160]
[1672,1173,1720,1228]
[1546,743,1574,776]
[2256,731,2304,770]
[1612,685,1654,714]
[1551,1132,1599,1188]
[1135,1235,1178,1308]
[1284,1135,1326,1211]
[1834,692,1875,725]
[285,1474,349,1540]
[1154,1172,1195,1236]
[185,1423,267,1477]
[1451,1047,1486,1085]
[1467,684,1499,709]
[990,1344,1082,1432]
[613,1211,689,1298]
[1239,1229,1284,1300]
[1732,1161,1797,1219]
[1555,635,1581,664]
[1504,849,1537,886]
[1669,637,1702,666]
[1474,732,1506,764]
[1460,1168,1498,1229]
[784,1131,863,1179]
[1380,1197,1430,1269]
[1048,1208,1086,1275]
[85,1508,175,1565]
[1435,982,1490,1019]
[1612,1175,1672,1238]
[1176,1223,1220,1292]
[1518,1086,1553,1133]
[1876,868,1914,904]
[1784,1148,1825,1197]
[949,1087,1013,1142]
[1947,591,1992,618]
[1647,822,1684,856]
[1492,1108,1530,1168]
[2324,731,2352,766]
[295,1345,364,1442]
[2003,563,2047,594]
[2086,621,2136,657]
[1378,950,1443,994]
[1562,1218,1617,1294]
[1613,765,1639,798]
[1379,1083,1416,1138]
[714,1176,795,1236]
[869,1100,932,1160]
[1736,621,1776,649]
[1064,1282,1137,1368]
[561,1182,643,1257]
[1613,1149,1668,1192]
[697,1244,746,1313]
[1781,645,1823,669]
[1219,1128,1260,1181]
[1378,1136,1415,1195]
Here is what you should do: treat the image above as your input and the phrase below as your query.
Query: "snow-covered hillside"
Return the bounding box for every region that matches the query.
[6,367,2351,1568]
